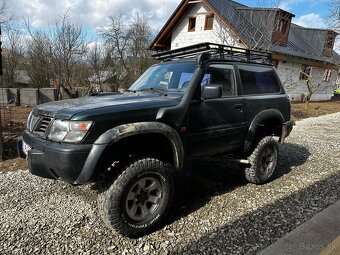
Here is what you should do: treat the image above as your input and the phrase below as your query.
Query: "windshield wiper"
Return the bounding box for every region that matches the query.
[126,89,137,93]
[141,88,168,96]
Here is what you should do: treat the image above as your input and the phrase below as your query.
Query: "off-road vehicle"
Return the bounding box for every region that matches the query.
[18,43,293,237]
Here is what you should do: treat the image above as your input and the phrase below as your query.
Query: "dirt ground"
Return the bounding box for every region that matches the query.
[1,127,28,173]
[1,101,339,173]
[291,101,340,121]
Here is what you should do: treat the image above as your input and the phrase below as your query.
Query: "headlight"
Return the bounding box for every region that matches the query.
[48,120,93,142]
[27,111,32,130]
[27,112,40,131]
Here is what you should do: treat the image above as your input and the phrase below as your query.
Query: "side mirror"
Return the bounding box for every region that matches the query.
[201,84,222,100]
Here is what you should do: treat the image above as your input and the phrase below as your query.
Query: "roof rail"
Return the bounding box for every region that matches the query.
[152,42,272,64]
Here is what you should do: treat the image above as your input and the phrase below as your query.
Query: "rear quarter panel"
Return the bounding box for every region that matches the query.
[241,94,291,126]
[235,63,291,125]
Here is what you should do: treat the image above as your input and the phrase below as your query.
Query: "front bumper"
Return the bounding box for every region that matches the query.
[18,130,96,183]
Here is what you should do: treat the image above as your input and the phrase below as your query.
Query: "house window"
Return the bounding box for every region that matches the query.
[326,34,335,48]
[279,20,287,32]
[188,17,196,32]
[275,18,288,33]
[299,64,311,80]
[323,70,332,82]
[204,14,214,30]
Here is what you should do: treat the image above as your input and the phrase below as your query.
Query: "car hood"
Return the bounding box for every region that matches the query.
[33,92,181,119]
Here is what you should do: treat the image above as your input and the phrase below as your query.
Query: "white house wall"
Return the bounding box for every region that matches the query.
[276,61,336,101]
[171,3,244,49]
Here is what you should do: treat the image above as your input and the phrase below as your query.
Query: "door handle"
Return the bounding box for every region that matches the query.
[233,104,242,110]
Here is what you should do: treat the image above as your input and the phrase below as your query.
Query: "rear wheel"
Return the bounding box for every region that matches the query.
[97,157,173,237]
[245,136,279,184]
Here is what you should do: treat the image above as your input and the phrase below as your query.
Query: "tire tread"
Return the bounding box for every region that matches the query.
[245,136,279,184]
[97,157,173,237]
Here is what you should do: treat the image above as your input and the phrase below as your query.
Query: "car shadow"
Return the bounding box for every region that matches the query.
[164,142,310,227]
[274,142,311,179]
[171,171,340,254]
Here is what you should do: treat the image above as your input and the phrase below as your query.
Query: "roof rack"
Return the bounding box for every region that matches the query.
[152,42,272,64]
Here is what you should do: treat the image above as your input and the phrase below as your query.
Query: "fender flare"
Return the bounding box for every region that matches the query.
[243,109,284,153]
[75,122,184,184]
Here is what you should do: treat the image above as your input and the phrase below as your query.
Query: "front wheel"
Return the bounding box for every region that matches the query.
[244,136,279,184]
[97,158,173,237]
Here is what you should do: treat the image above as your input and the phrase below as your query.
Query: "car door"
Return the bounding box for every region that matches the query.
[186,63,247,156]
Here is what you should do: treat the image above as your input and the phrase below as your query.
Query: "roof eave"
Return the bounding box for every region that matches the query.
[237,7,295,18]
[149,0,189,50]
[272,50,340,68]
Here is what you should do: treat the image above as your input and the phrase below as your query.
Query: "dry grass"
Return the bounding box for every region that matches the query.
[291,101,340,121]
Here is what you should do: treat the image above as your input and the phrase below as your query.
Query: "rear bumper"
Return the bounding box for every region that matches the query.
[18,130,94,183]
[280,120,294,143]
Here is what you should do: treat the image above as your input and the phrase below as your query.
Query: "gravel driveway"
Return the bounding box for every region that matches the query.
[1,113,339,255]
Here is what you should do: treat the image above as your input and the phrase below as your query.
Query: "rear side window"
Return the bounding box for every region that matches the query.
[238,65,281,95]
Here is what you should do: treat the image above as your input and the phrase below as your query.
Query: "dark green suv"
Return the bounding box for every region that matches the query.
[18,43,293,237]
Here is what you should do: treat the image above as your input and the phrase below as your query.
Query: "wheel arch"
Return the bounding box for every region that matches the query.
[243,109,284,153]
[75,122,184,184]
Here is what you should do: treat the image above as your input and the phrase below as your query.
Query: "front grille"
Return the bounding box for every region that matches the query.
[28,113,52,137]
[35,117,52,134]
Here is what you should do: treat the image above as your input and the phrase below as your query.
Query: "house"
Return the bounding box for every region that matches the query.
[150,0,340,101]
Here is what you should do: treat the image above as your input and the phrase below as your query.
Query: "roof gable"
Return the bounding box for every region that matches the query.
[150,0,191,50]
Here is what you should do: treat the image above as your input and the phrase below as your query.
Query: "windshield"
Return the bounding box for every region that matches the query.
[129,62,196,92]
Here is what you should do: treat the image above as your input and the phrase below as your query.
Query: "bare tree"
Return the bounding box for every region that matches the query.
[282,67,336,107]
[50,13,88,97]
[127,13,156,81]
[326,0,340,52]
[2,25,24,85]
[100,13,130,90]
[100,12,155,90]
[0,0,13,26]
[0,0,14,161]
[23,22,52,88]
[327,0,340,33]
[23,13,88,97]
[87,42,106,85]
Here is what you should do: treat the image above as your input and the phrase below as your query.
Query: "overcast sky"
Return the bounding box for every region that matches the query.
[6,0,332,37]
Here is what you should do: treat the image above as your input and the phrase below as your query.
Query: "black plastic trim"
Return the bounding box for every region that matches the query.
[22,130,92,183]
[243,109,284,152]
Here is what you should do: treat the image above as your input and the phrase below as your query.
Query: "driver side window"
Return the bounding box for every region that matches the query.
[203,64,236,96]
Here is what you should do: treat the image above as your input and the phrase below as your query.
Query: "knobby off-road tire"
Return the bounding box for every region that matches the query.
[97,158,173,237]
[245,136,279,184]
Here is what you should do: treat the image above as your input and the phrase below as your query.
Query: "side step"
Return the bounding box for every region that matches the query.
[222,156,250,164]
